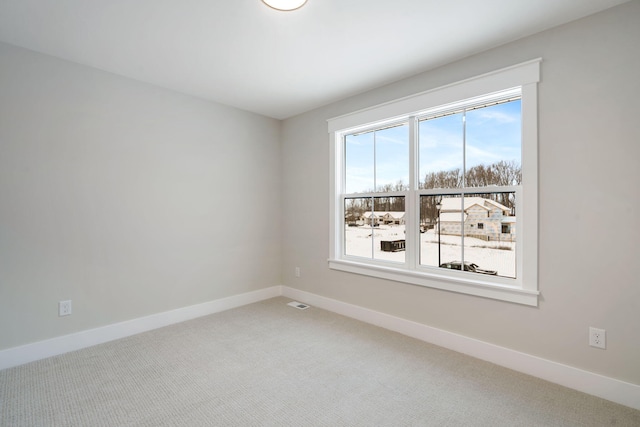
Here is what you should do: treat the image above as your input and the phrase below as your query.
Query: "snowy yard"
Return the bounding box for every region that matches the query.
[345,224,516,278]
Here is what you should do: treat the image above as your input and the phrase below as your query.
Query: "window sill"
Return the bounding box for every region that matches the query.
[328,258,539,306]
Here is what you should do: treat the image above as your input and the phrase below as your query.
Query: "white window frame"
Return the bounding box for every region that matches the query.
[328,59,540,306]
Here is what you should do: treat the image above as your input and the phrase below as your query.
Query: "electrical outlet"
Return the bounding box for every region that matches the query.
[59,300,72,317]
[295,267,300,277]
[589,327,606,349]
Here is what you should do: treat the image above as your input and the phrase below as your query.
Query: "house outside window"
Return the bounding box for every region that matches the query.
[328,60,540,306]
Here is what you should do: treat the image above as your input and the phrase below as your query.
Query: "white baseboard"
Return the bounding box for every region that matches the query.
[3,284,638,411]
[0,286,282,371]
[281,286,640,411]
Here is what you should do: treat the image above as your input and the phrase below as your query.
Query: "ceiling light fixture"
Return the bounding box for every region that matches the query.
[261,0,307,11]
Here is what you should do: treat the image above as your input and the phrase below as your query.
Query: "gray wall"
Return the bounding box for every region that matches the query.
[282,2,640,385]
[0,42,282,350]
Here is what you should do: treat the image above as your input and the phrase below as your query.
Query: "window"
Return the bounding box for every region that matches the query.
[329,60,540,306]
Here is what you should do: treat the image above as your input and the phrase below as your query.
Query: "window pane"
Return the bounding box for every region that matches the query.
[345,123,409,194]
[345,132,374,194]
[465,100,522,187]
[344,197,373,258]
[374,124,409,192]
[420,195,462,268]
[462,192,516,278]
[344,196,406,262]
[372,196,405,263]
[419,113,463,189]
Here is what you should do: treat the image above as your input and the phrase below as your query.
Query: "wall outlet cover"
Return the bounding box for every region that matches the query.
[59,300,72,317]
[589,327,606,349]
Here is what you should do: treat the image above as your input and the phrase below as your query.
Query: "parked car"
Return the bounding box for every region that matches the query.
[439,261,497,275]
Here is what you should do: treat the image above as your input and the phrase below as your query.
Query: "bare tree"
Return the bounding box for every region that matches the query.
[420,161,521,221]
[421,168,463,190]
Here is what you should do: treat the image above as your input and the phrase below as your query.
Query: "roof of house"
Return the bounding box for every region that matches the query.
[440,197,510,213]
[361,211,405,219]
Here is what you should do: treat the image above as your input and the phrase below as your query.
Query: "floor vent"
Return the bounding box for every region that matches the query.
[287,301,310,310]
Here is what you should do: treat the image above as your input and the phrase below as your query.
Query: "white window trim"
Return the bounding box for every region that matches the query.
[328,59,540,306]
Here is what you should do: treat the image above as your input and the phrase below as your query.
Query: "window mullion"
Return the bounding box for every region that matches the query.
[461,111,467,265]
[406,117,418,269]
[369,196,374,259]
[373,131,377,192]
[372,131,377,258]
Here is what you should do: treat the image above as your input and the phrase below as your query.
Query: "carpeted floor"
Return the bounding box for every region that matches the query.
[1,297,639,426]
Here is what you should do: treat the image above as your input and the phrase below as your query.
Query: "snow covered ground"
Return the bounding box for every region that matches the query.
[345,224,516,278]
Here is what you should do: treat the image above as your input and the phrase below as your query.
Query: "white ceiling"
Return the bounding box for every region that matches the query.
[0,0,630,119]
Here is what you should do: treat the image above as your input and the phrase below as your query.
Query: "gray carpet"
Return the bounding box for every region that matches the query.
[1,297,638,426]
